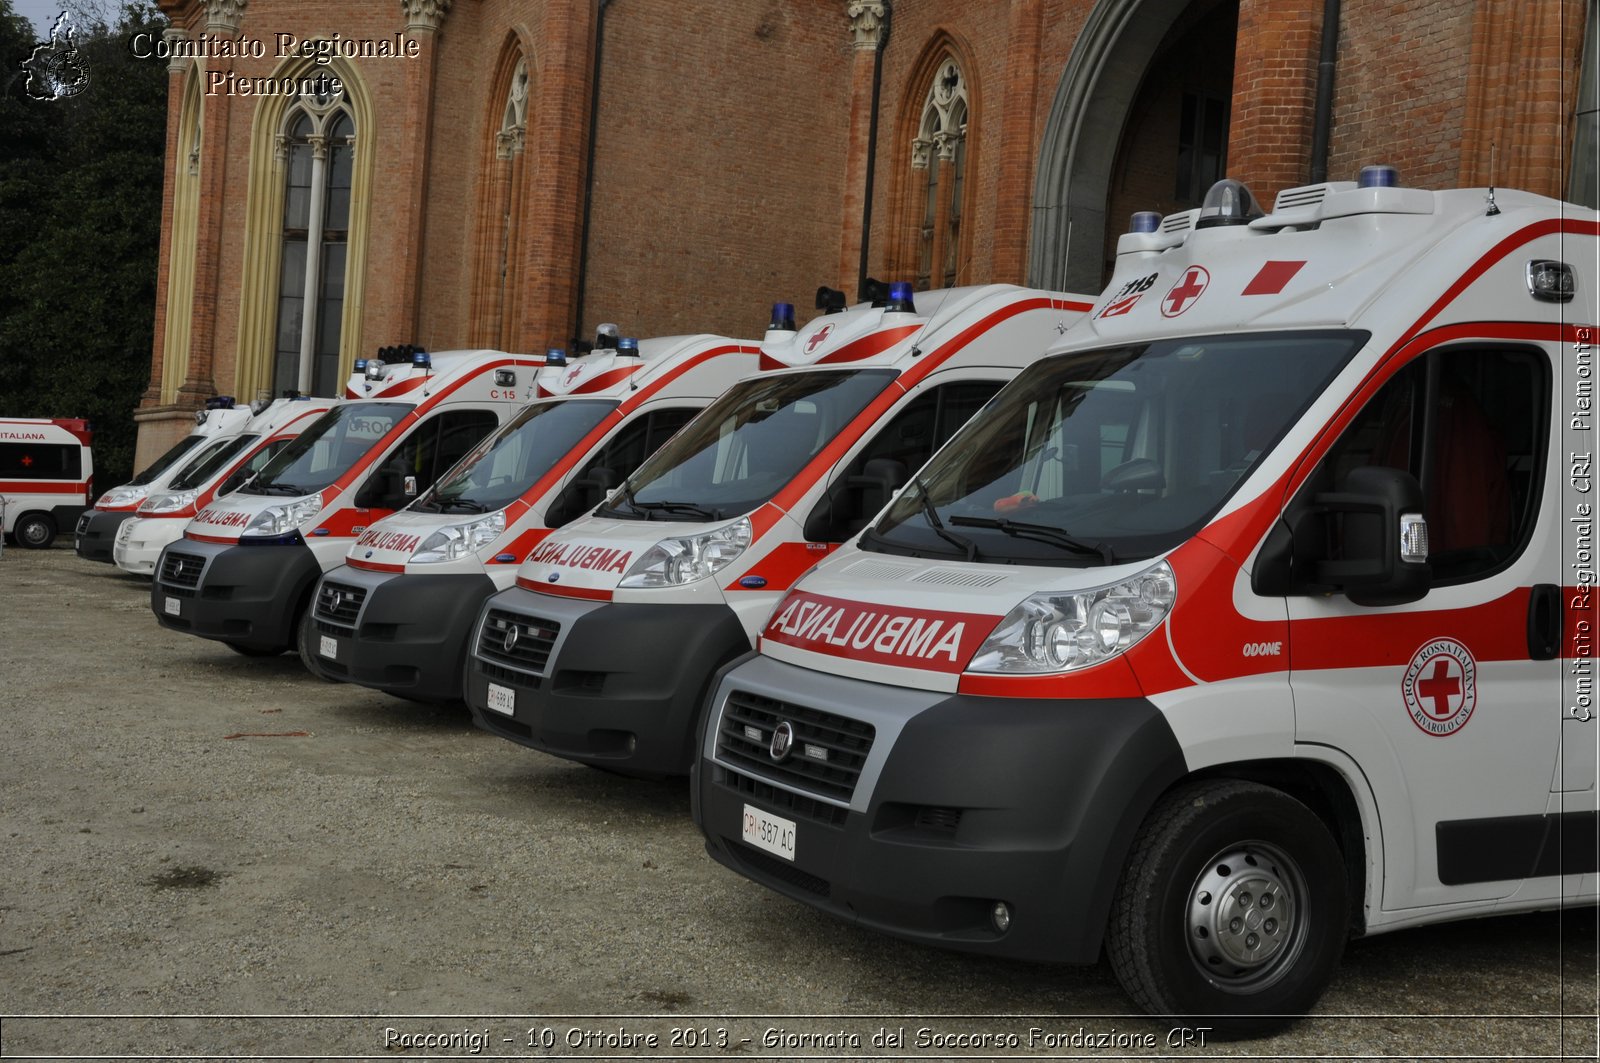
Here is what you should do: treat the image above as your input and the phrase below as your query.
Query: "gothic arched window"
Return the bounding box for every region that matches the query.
[272,89,355,397]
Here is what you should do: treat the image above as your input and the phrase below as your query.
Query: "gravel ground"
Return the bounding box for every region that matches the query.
[1,546,1596,1061]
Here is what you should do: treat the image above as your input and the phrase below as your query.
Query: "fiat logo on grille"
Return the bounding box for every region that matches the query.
[769,721,795,763]
[502,624,520,653]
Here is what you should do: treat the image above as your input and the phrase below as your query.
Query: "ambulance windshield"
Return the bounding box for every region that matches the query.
[128,434,206,486]
[169,434,259,491]
[416,399,615,514]
[244,402,411,495]
[867,330,1363,565]
[600,369,896,521]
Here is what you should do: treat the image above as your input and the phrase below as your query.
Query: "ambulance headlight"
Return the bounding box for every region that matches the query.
[139,489,199,514]
[969,560,1176,674]
[411,511,506,563]
[99,485,149,508]
[618,516,752,588]
[241,493,325,538]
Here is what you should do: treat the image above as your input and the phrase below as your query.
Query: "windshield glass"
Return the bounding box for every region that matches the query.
[867,330,1364,566]
[129,434,205,486]
[599,369,897,522]
[244,402,410,495]
[169,434,258,490]
[415,399,615,514]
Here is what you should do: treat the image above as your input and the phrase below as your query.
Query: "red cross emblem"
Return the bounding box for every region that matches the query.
[1401,638,1478,737]
[805,323,834,356]
[19,454,32,467]
[564,365,583,386]
[1161,266,1210,317]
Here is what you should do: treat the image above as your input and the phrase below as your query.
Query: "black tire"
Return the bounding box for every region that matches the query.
[223,641,282,657]
[296,603,338,682]
[14,513,56,549]
[1106,778,1348,1034]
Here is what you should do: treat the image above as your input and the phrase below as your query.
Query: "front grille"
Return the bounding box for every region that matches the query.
[76,514,91,533]
[718,766,847,828]
[159,551,205,590]
[716,690,874,805]
[475,608,560,677]
[315,580,366,628]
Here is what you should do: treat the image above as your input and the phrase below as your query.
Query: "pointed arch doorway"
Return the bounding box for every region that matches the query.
[1029,0,1238,293]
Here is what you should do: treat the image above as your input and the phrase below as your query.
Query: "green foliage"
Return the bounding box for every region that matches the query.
[0,0,168,488]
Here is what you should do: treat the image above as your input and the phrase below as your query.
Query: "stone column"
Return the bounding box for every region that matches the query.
[393,0,452,343]
[178,0,246,405]
[836,0,886,297]
[143,26,192,409]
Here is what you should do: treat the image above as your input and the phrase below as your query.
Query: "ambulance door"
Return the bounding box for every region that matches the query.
[354,408,500,513]
[1285,342,1561,910]
[544,406,699,528]
[802,377,1004,542]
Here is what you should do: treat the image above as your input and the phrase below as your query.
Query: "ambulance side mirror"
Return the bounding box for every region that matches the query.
[1254,465,1430,606]
[1313,465,1430,606]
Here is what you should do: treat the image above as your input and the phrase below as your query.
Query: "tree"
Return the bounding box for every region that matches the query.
[0,0,168,490]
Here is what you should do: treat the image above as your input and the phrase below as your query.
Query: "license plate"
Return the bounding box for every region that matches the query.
[163,597,180,617]
[485,683,516,715]
[319,635,337,660]
[742,804,797,862]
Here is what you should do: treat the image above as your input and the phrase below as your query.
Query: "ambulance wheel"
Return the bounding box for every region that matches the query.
[296,607,337,683]
[14,513,56,549]
[1106,779,1347,1034]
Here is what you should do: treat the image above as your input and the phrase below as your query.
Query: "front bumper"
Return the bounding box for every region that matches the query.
[311,566,497,702]
[464,587,751,776]
[151,537,321,653]
[113,518,183,576]
[692,655,1186,965]
[76,510,134,563]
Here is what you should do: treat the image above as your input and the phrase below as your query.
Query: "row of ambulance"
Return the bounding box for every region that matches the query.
[59,170,1600,1029]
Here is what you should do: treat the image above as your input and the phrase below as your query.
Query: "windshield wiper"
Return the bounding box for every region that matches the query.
[438,498,488,513]
[250,482,311,496]
[950,515,1116,565]
[630,499,719,521]
[914,478,978,562]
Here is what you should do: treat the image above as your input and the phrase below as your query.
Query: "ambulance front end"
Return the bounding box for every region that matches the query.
[465,285,1093,776]
[77,400,252,563]
[695,173,1600,1026]
[153,349,538,656]
[308,335,756,703]
[114,397,333,576]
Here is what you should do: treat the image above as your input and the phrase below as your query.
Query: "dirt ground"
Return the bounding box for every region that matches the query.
[1,546,1596,1061]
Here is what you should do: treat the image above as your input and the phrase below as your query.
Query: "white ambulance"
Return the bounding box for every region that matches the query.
[693,170,1599,1027]
[464,284,1094,774]
[76,399,253,562]
[152,347,542,658]
[112,396,335,576]
[307,333,758,702]
[0,417,93,549]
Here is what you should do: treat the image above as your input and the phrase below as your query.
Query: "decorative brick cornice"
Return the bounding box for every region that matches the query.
[203,0,245,35]
[846,0,887,50]
[400,0,452,33]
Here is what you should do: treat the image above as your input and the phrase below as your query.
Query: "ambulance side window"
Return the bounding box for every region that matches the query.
[804,381,1001,541]
[357,410,499,510]
[219,439,291,495]
[547,408,697,528]
[1310,347,1547,585]
[0,443,81,480]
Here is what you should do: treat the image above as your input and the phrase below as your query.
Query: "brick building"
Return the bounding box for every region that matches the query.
[134,0,1597,463]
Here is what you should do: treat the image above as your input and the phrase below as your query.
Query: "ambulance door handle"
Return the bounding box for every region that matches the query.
[1527,583,1560,661]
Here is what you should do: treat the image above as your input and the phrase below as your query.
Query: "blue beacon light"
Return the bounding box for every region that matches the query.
[1358,164,1400,189]
[545,347,568,367]
[1128,211,1162,234]
[886,282,916,314]
[769,302,796,331]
